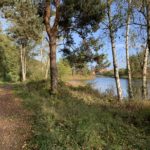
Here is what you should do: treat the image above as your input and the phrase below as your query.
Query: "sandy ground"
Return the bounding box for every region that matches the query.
[0,85,31,150]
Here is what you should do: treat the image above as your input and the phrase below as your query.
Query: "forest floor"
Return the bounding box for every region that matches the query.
[0,85,31,150]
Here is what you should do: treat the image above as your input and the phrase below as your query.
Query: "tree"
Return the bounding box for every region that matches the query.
[94,54,110,74]
[0,33,19,81]
[57,59,72,80]
[41,0,105,94]
[0,0,14,7]
[125,0,133,99]
[132,0,149,99]
[63,37,109,76]
[147,0,150,54]
[106,0,123,101]
[142,46,149,99]
[5,1,43,81]
[130,51,144,77]
[142,1,150,99]
[43,0,60,94]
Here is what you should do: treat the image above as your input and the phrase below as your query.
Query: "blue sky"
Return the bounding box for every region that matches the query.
[0,10,146,70]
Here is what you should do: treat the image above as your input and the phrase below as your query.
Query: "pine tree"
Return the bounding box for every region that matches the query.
[40,0,105,94]
[4,0,43,81]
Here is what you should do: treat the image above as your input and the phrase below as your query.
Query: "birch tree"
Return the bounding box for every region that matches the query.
[132,0,149,98]
[142,46,149,98]
[106,0,123,101]
[125,0,133,98]
[147,0,150,53]
[142,0,150,98]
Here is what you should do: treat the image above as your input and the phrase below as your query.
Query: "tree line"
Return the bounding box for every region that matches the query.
[0,0,150,101]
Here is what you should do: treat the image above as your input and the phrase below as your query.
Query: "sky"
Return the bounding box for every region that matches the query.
[0,6,146,70]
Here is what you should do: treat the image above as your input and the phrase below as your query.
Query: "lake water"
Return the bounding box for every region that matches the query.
[88,76,150,99]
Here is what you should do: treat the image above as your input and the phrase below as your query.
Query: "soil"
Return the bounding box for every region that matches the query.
[0,85,31,150]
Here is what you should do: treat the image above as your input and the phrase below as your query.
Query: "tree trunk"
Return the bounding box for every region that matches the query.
[126,0,133,99]
[110,34,123,101]
[20,45,26,82]
[44,0,60,94]
[147,1,150,53]
[107,2,123,101]
[45,57,50,80]
[142,47,149,99]
[40,48,44,73]
[24,47,27,81]
[49,35,58,94]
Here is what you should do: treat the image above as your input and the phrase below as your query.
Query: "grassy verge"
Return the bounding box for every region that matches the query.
[62,75,94,87]
[14,80,150,150]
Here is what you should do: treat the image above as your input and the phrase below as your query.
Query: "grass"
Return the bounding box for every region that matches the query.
[14,80,150,150]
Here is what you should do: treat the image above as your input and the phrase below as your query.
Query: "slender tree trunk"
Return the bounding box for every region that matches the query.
[40,48,44,73]
[20,46,23,81]
[24,48,27,81]
[107,2,123,101]
[49,35,58,94]
[45,57,50,80]
[147,1,150,53]
[126,0,133,99]
[40,36,44,74]
[142,47,149,99]
[142,0,150,99]
[20,45,26,82]
[110,33,123,101]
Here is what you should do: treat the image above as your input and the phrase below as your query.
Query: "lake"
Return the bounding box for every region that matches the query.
[88,76,150,99]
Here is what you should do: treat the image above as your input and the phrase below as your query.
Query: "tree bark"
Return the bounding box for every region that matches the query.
[49,35,58,94]
[110,33,123,101]
[44,0,60,94]
[40,48,44,73]
[125,0,133,99]
[142,47,149,99]
[107,1,123,101]
[20,45,26,82]
[142,0,150,99]
[147,0,150,53]
[45,57,50,80]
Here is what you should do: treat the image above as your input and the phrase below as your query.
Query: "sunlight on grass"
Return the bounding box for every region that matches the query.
[14,81,150,150]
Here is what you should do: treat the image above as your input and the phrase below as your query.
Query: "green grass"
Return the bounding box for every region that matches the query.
[14,80,150,150]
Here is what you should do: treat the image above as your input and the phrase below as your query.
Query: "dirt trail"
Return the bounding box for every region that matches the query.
[0,85,31,150]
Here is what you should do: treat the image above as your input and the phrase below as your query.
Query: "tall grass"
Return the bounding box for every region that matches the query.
[14,80,150,150]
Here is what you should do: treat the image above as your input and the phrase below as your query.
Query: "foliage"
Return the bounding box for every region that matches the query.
[0,33,19,81]
[6,0,43,49]
[63,37,110,75]
[57,59,72,80]
[0,0,14,7]
[95,54,110,73]
[130,50,145,78]
[27,59,45,81]
[15,81,150,150]
[119,68,128,77]
[1,0,44,81]
[59,0,105,36]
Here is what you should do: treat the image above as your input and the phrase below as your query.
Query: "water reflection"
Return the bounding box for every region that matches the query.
[88,76,149,99]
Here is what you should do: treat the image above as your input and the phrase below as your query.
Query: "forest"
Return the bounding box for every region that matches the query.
[0,0,150,149]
